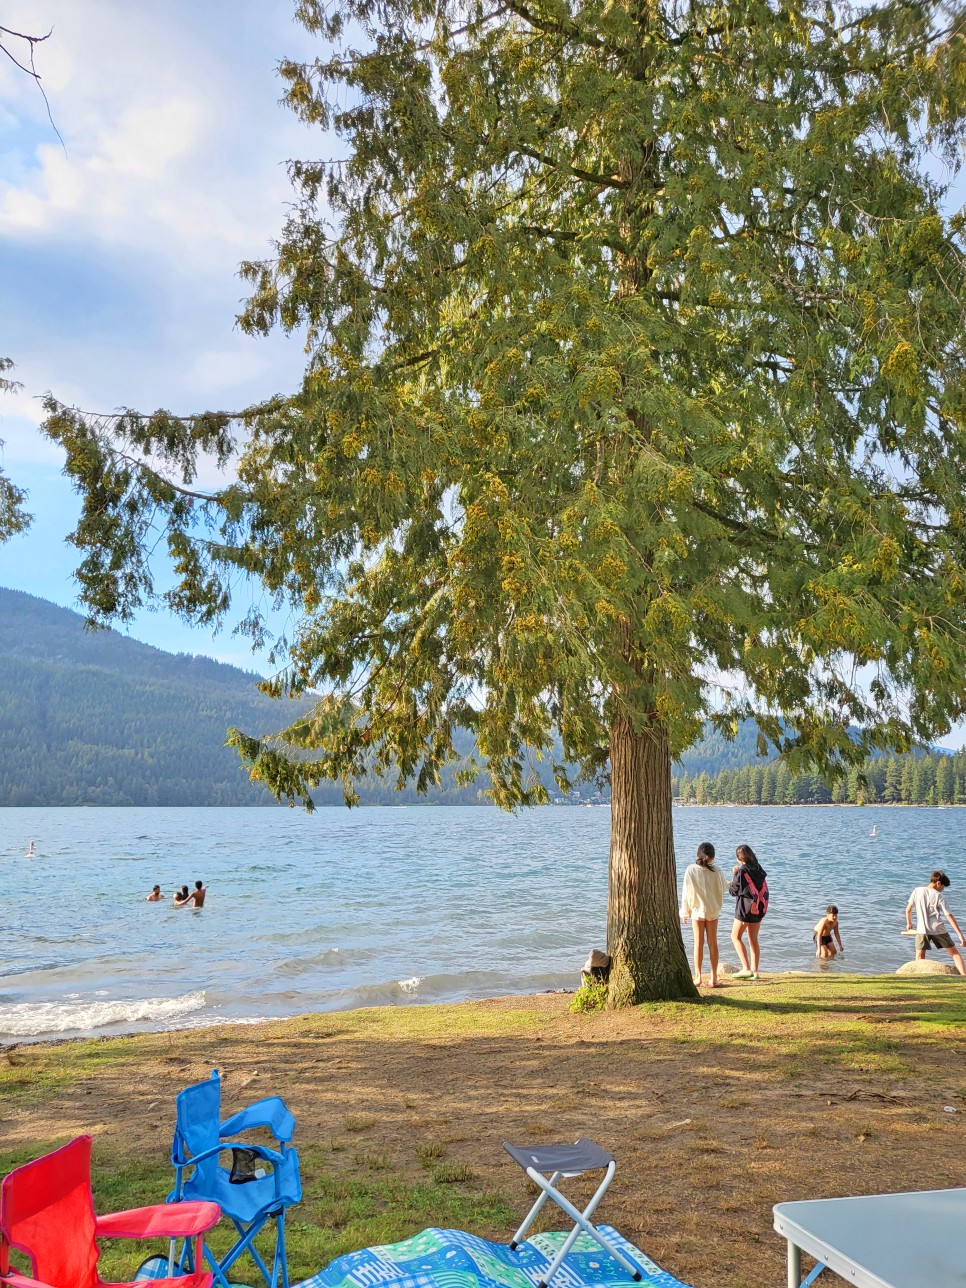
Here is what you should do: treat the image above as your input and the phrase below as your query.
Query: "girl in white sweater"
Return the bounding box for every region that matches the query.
[680,842,729,988]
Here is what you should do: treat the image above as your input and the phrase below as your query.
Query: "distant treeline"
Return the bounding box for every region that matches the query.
[672,749,966,806]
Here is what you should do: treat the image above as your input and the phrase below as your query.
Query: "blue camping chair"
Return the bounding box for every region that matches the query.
[169,1069,301,1288]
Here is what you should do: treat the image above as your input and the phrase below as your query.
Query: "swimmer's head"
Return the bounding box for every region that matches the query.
[195,880,204,890]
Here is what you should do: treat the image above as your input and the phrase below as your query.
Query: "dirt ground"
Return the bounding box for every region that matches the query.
[3,977,966,1288]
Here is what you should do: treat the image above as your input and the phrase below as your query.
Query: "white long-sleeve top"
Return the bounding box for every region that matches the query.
[680,862,729,921]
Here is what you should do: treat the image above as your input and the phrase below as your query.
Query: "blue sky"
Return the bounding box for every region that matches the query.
[2,3,965,749]
[0,0,318,667]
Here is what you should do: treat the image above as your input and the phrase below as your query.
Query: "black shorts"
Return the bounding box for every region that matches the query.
[917,932,954,952]
[813,932,833,947]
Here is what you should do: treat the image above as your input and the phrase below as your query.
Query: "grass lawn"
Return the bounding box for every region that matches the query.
[3,975,966,1288]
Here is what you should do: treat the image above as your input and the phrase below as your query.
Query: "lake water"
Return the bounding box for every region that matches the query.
[1,804,960,1044]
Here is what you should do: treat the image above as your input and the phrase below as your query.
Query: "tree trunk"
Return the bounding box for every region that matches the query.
[607,711,698,1004]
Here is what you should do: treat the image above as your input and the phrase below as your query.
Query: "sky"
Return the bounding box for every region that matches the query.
[0,0,320,667]
[2,4,965,748]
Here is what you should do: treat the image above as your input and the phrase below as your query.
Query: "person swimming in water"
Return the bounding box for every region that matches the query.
[146,884,163,902]
[25,840,35,858]
[173,885,191,907]
[188,880,207,908]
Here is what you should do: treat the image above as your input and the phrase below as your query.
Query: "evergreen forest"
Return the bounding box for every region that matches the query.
[673,751,964,808]
[0,589,493,806]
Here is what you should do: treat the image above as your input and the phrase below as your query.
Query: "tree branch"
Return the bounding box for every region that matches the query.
[0,23,65,154]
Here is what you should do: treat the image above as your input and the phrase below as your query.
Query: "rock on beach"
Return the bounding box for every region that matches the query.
[896,959,959,976]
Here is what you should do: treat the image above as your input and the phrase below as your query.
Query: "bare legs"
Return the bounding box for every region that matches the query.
[690,918,721,987]
[706,918,720,985]
[731,920,762,975]
[746,921,761,972]
[916,945,966,974]
[690,919,705,986]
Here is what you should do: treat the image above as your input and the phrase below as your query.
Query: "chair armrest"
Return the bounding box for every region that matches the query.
[220,1097,295,1143]
[221,1141,285,1167]
[173,1140,285,1170]
[1,1273,58,1288]
[95,1200,221,1239]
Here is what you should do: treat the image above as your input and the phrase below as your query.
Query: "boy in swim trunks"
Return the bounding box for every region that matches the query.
[905,871,966,975]
[813,905,843,958]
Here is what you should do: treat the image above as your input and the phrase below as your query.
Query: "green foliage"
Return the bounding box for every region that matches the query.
[0,359,30,542]
[569,978,609,1014]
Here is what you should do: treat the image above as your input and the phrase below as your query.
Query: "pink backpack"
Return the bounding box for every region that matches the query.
[743,870,769,917]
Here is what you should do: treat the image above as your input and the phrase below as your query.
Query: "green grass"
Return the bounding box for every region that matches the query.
[0,1037,142,1107]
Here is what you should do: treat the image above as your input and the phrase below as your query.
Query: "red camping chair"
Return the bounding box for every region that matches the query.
[0,1136,219,1288]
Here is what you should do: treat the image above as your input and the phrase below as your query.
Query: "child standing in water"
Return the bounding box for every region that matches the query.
[813,905,844,959]
[680,842,729,988]
[730,844,769,979]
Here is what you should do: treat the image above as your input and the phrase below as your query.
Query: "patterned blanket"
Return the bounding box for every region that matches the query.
[297,1225,692,1288]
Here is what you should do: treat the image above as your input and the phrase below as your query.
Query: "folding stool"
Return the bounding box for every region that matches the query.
[503,1138,644,1288]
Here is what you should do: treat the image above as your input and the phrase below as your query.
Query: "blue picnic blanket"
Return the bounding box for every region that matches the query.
[297,1225,692,1288]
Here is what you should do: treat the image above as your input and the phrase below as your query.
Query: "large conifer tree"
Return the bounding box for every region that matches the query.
[44,2,966,1002]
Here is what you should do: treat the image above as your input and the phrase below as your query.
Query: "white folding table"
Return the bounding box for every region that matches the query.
[774,1188,966,1287]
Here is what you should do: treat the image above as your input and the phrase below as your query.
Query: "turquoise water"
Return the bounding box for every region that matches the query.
[0,804,960,1042]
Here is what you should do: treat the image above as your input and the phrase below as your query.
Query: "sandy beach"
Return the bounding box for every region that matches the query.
[3,974,966,1288]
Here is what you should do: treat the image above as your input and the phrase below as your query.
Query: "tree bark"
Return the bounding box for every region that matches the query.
[607,711,698,1004]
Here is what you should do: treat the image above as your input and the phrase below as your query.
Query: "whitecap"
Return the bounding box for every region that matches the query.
[0,991,207,1039]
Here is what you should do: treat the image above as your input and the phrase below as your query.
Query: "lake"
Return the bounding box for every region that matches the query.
[1,804,959,1043]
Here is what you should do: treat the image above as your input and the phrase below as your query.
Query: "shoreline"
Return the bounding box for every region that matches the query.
[4,800,966,811]
[2,965,938,1051]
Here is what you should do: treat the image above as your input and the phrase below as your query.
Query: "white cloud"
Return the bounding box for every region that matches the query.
[0,0,319,427]
[0,0,319,265]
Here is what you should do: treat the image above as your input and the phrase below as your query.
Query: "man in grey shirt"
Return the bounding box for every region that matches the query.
[905,870,966,974]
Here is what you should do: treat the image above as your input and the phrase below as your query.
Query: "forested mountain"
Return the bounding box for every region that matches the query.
[673,721,771,777]
[0,589,312,806]
[7,587,907,807]
[0,589,497,806]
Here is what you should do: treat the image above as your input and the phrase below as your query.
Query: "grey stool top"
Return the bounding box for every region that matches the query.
[503,1139,614,1176]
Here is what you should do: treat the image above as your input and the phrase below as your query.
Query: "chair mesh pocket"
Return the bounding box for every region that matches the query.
[229,1146,261,1184]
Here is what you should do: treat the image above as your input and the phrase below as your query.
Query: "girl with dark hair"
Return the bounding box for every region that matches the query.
[680,842,728,988]
[729,845,769,979]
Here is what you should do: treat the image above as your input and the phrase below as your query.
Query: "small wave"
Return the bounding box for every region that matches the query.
[398,975,423,994]
[274,946,382,977]
[0,991,207,1040]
